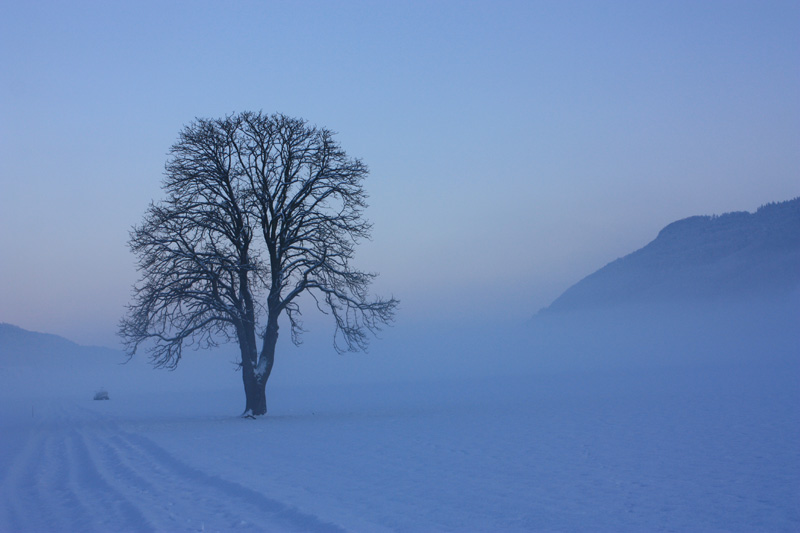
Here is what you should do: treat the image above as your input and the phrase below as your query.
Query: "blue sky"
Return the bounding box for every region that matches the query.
[1,1,798,347]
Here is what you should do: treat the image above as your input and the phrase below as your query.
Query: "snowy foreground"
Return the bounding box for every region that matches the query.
[1,354,798,532]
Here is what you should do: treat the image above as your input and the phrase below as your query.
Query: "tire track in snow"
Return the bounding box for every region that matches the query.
[43,429,96,530]
[101,432,245,529]
[65,428,155,532]
[65,401,346,532]
[4,399,345,532]
[113,427,346,532]
[88,430,248,531]
[2,401,155,533]
[94,435,160,495]
[0,428,51,531]
[1,413,98,532]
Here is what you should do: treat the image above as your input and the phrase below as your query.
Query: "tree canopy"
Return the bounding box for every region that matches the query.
[120,112,397,415]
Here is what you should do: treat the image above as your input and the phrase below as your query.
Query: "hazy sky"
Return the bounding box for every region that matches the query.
[1,1,798,347]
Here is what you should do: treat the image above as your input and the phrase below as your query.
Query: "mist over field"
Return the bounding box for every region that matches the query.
[2,200,798,531]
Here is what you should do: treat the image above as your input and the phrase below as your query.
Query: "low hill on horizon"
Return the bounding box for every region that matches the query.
[0,322,123,366]
[540,197,800,315]
[0,322,239,399]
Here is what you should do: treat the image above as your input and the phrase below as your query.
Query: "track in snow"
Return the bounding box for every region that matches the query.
[0,399,344,533]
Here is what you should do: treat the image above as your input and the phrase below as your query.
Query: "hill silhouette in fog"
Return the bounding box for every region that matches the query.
[0,323,235,398]
[541,198,800,315]
[0,323,121,367]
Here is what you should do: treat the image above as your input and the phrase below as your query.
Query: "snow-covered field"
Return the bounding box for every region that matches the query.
[1,358,798,531]
[1,297,799,531]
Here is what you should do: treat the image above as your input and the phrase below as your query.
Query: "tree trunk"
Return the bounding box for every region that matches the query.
[237,322,263,418]
[242,365,265,417]
[241,315,278,417]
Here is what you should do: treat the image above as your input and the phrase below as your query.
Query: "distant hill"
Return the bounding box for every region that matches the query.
[0,323,242,399]
[0,323,131,398]
[541,198,800,314]
[0,323,121,367]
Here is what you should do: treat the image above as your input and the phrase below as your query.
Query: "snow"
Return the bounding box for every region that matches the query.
[1,296,798,531]
[1,363,798,530]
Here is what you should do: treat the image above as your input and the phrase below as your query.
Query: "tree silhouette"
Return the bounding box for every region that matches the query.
[120,112,397,416]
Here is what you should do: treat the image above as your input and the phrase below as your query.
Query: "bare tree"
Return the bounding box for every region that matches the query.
[120,112,397,416]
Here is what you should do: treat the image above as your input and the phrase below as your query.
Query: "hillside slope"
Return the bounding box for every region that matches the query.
[0,323,122,366]
[0,323,243,399]
[542,198,800,314]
